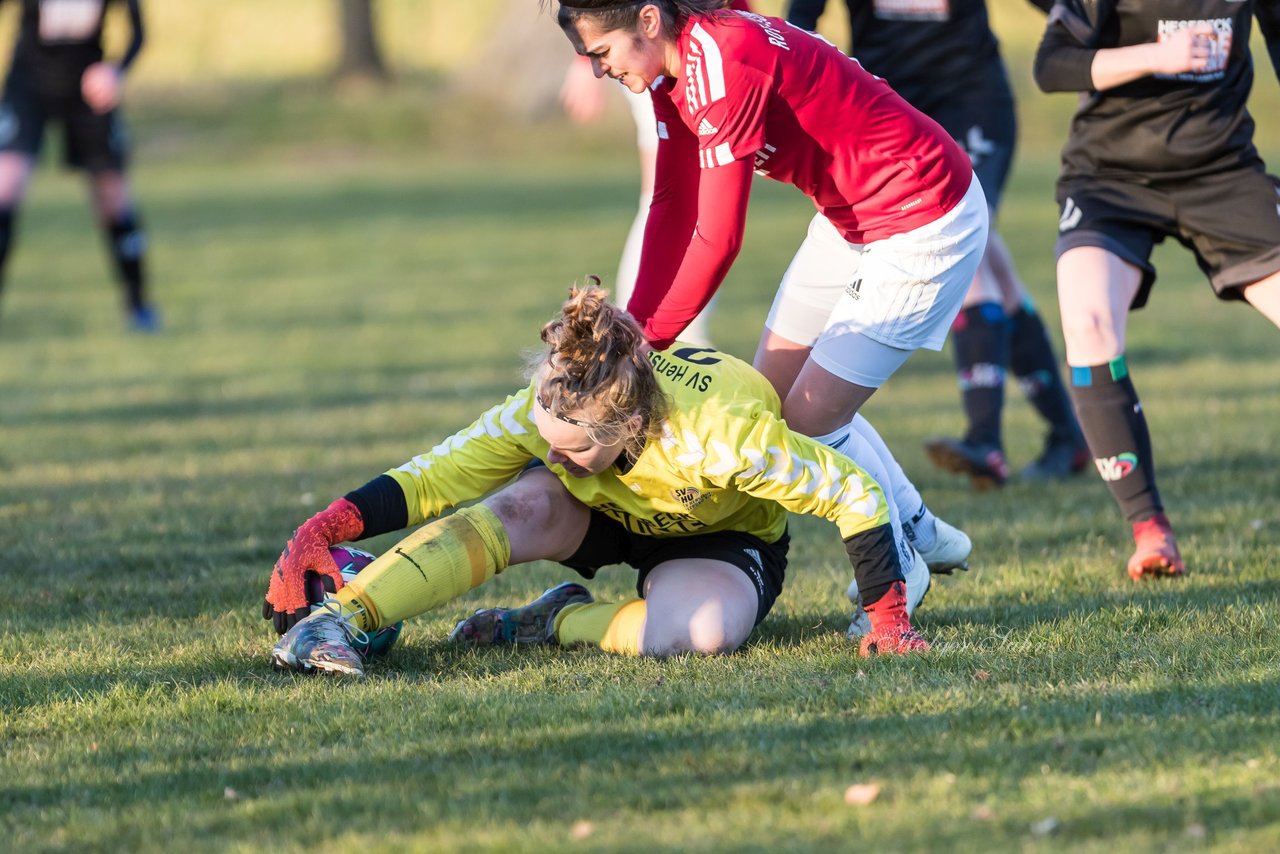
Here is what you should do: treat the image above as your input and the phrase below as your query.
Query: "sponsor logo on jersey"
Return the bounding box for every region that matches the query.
[672,486,711,510]
[650,350,716,392]
[598,500,709,536]
[872,0,951,22]
[1156,19,1233,81]
[39,0,104,43]
[741,12,791,50]
[697,118,719,136]
[845,278,862,300]
[1059,197,1083,232]
[753,143,777,176]
[1095,452,1139,482]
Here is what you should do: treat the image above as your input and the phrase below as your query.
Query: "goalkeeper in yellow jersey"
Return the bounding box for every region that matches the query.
[265,282,932,677]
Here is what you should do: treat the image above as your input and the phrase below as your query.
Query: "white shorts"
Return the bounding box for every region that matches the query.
[626,87,658,154]
[765,173,989,386]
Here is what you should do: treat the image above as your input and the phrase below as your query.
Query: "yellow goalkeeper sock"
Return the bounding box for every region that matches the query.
[334,505,511,631]
[554,599,646,655]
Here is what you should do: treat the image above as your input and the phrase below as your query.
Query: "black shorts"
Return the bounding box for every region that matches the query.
[0,68,128,172]
[917,69,1017,211]
[1055,166,1280,309]
[560,510,789,627]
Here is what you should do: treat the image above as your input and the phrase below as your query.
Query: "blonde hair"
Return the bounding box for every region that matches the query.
[531,278,669,454]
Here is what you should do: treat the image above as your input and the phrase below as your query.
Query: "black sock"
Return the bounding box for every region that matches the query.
[106,212,147,311]
[1010,306,1081,445]
[0,208,15,303]
[1068,356,1161,522]
[951,303,1008,448]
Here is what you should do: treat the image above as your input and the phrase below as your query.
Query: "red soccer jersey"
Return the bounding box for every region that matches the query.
[630,11,973,347]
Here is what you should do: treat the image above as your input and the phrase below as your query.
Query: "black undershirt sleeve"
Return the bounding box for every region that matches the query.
[1034,2,1102,92]
[1257,0,1280,86]
[344,474,409,539]
[118,0,144,72]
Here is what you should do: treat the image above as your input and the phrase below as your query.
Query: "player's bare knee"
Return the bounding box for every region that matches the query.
[687,613,747,655]
[484,469,566,531]
[643,609,748,657]
[1060,309,1118,359]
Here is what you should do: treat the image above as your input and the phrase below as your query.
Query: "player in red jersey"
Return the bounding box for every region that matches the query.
[559,0,754,346]
[547,0,987,580]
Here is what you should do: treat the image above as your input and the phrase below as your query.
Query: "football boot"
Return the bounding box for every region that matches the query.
[449,582,594,646]
[924,437,1009,490]
[271,597,368,677]
[1127,513,1186,581]
[1021,438,1090,481]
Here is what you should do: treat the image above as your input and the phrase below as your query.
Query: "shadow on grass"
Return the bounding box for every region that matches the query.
[3,661,1277,848]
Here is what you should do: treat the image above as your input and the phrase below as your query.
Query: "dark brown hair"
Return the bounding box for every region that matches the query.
[532,278,669,453]
[546,1,732,40]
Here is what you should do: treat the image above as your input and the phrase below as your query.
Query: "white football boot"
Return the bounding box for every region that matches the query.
[845,548,931,640]
[916,516,971,575]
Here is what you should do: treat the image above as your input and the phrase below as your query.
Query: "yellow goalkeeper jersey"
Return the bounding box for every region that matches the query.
[386,345,888,544]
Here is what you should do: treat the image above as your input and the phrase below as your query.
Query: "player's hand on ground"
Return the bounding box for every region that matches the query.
[81,62,123,114]
[1149,25,1218,76]
[263,497,364,635]
[560,56,607,124]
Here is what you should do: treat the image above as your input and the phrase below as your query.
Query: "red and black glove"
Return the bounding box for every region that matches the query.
[860,581,930,657]
[263,497,364,635]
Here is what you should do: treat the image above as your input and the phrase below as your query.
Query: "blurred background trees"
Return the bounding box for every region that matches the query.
[335,0,389,82]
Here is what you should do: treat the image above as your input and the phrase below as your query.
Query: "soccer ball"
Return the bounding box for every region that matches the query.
[303,545,403,657]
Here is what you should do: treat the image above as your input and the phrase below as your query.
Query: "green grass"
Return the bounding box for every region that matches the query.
[3,51,1280,853]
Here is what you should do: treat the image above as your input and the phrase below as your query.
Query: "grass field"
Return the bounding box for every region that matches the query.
[3,17,1280,852]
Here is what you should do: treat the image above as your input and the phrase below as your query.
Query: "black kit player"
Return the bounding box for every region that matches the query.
[1034,0,1280,579]
[0,0,154,330]
[787,0,1089,488]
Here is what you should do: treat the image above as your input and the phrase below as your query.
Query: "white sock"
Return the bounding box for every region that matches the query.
[848,414,937,552]
[813,422,913,575]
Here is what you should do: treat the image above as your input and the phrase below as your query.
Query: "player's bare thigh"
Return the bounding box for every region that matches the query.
[1242,269,1280,328]
[482,466,591,564]
[1056,245,1143,365]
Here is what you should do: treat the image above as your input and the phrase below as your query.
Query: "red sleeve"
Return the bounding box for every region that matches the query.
[627,88,701,327]
[638,155,754,350]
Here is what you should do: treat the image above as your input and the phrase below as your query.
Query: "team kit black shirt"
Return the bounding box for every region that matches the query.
[787,0,1053,112]
[1036,0,1280,181]
[6,0,142,96]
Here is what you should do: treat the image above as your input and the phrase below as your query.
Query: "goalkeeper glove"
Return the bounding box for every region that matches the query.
[263,497,364,635]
